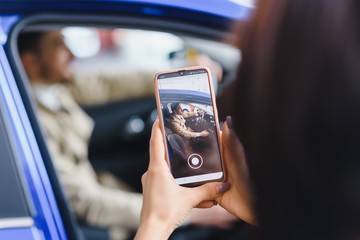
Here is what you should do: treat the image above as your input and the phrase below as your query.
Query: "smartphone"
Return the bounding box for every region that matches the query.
[154,66,224,186]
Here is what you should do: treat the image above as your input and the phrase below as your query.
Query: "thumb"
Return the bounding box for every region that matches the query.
[222,117,245,162]
[222,116,239,144]
[148,119,168,169]
[187,182,231,207]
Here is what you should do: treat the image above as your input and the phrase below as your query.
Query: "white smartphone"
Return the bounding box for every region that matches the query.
[154,66,224,186]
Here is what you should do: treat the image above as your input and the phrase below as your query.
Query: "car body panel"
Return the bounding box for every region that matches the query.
[0,0,252,20]
[0,228,42,239]
[0,45,68,239]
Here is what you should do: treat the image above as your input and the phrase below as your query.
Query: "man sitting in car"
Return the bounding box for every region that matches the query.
[169,102,209,139]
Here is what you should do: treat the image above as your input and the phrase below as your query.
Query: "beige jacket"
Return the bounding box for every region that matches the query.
[169,112,199,138]
[32,84,142,240]
[67,70,154,105]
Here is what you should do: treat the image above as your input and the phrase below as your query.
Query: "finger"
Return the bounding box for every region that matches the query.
[149,120,168,169]
[196,200,218,208]
[222,119,239,144]
[187,182,231,206]
[222,119,245,162]
[141,171,148,184]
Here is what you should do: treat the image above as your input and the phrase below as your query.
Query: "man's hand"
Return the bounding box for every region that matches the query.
[199,130,209,137]
[197,110,205,118]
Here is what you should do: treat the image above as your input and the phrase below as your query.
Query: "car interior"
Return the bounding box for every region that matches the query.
[7,13,241,239]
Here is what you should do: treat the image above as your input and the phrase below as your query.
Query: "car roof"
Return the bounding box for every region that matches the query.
[0,0,252,18]
[0,0,253,30]
[159,89,211,105]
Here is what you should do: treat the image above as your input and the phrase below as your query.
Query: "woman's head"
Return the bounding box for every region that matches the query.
[231,0,360,238]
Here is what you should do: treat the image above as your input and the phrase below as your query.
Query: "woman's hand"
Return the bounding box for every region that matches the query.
[216,117,257,225]
[135,120,231,240]
[188,205,237,229]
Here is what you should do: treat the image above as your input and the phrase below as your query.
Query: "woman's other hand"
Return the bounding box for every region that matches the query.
[216,116,256,225]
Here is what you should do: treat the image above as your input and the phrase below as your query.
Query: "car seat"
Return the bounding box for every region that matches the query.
[165,127,186,158]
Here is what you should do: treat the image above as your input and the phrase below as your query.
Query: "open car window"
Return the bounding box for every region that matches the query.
[13,24,241,168]
[13,25,240,185]
[61,27,240,106]
[63,27,181,105]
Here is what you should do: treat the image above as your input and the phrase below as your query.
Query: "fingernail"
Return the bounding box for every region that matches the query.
[216,182,231,194]
[226,116,233,129]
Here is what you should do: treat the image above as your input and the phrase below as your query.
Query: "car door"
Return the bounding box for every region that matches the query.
[0,38,83,240]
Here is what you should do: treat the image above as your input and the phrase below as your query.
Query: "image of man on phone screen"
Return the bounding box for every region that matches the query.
[169,102,209,139]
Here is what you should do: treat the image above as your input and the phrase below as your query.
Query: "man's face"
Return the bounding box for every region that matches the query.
[174,105,183,115]
[36,31,74,83]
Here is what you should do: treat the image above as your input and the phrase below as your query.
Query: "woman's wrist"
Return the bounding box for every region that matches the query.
[135,215,175,240]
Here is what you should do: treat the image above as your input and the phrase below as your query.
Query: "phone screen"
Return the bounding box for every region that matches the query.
[156,67,223,186]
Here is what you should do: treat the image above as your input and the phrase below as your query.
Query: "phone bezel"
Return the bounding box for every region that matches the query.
[154,66,224,187]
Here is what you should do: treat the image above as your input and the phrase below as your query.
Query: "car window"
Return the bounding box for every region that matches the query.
[14,24,240,181]
[60,27,240,106]
[14,24,240,171]
[62,27,180,105]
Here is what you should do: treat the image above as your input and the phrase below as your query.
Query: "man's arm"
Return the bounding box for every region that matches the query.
[182,111,198,119]
[169,119,200,138]
[67,70,154,105]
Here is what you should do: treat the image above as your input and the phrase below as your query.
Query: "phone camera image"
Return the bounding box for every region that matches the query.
[155,67,224,186]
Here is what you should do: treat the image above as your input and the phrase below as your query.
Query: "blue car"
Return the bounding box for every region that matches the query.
[0,1,253,239]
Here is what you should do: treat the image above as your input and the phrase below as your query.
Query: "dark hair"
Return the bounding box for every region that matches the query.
[231,0,360,239]
[170,102,180,112]
[17,31,45,55]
